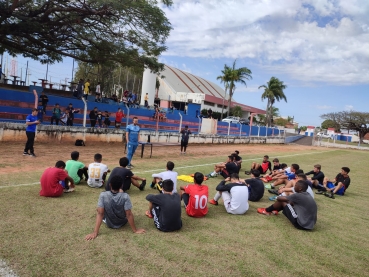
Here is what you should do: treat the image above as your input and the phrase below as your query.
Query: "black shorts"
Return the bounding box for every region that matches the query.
[256,165,267,174]
[181,140,188,147]
[283,204,308,230]
[122,179,132,192]
[220,169,229,179]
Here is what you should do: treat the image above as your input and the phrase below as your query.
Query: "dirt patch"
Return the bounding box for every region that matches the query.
[0,141,317,175]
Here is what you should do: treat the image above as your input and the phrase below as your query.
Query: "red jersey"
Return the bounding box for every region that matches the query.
[184,184,208,217]
[40,167,69,197]
[115,111,124,122]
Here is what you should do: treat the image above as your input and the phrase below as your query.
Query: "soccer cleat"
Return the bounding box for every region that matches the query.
[268,189,279,195]
[29,153,36,158]
[209,199,218,205]
[150,182,156,189]
[206,174,213,178]
[257,208,278,215]
[126,166,132,170]
[139,180,146,191]
[23,152,29,156]
[315,190,324,194]
[324,192,335,199]
[245,170,251,175]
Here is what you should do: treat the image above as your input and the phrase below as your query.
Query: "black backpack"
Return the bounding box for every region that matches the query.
[75,139,85,146]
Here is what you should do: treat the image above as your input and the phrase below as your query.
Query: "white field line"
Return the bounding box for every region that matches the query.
[0,149,337,189]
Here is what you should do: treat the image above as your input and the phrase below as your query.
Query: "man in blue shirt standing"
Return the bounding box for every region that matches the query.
[24,108,40,157]
[126,117,140,169]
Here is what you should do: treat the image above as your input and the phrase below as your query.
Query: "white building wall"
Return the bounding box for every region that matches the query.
[141,68,156,106]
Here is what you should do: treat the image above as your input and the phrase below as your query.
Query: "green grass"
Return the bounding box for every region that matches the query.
[0,144,368,277]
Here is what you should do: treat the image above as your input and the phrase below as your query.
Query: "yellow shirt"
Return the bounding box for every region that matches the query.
[84,82,90,94]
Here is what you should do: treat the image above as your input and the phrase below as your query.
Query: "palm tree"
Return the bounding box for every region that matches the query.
[232,106,243,118]
[216,65,232,120]
[223,60,252,117]
[259,77,287,127]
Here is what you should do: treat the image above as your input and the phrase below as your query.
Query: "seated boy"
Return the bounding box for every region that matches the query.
[233,150,242,171]
[209,173,249,215]
[246,155,272,175]
[105,157,146,192]
[257,180,317,230]
[179,172,208,217]
[305,164,325,189]
[40,160,75,197]
[85,176,145,240]
[87,153,110,188]
[207,155,238,179]
[318,167,351,199]
[145,179,182,232]
[244,170,264,202]
[271,174,314,200]
[151,161,178,193]
[65,151,88,185]
[269,164,300,188]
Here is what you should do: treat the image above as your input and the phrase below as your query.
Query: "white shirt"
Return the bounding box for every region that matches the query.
[96,84,101,93]
[152,170,178,193]
[87,162,109,188]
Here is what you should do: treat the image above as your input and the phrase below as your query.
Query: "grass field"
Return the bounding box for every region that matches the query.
[0,142,368,277]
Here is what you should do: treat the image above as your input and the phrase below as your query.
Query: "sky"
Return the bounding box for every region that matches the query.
[3,0,369,127]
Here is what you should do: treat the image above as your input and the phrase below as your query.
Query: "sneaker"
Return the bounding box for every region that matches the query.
[29,153,36,158]
[64,188,75,193]
[257,208,278,215]
[324,192,335,199]
[206,174,213,178]
[268,189,279,195]
[102,218,106,224]
[139,180,146,191]
[245,170,251,175]
[316,190,324,194]
[23,151,29,156]
[209,199,218,205]
[126,166,132,170]
[129,164,135,168]
[150,182,156,189]
[269,196,278,201]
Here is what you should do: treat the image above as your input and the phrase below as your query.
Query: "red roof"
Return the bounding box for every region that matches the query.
[307,126,315,129]
[204,94,265,114]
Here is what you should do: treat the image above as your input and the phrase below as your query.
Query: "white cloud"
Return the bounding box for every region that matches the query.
[162,0,369,85]
[344,105,354,110]
[316,105,335,110]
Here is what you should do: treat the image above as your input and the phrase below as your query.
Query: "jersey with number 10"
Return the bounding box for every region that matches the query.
[87,162,109,188]
[184,184,208,217]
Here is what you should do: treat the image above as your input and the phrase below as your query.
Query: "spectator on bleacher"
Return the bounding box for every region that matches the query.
[115,108,125,129]
[111,94,118,102]
[89,107,98,127]
[207,108,213,119]
[23,108,39,157]
[83,79,90,100]
[132,92,137,105]
[66,103,80,126]
[97,111,103,128]
[196,109,199,118]
[104,111,111,128]
[122,96,128,106]
[170,105,174,113]
[76,79,84,99]
[184,105,188,115]
[39,91,49,114]
[95,82,101,102]
[51,103,61,125]
[37,101,43,123]
[144,93,149,107]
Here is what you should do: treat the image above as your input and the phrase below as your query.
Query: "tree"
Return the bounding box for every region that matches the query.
[321,111,369,143]
[274,118,288,127]
[0,0,172,73]
[231,106,243,118]
[224,60,252,117]
[259,77,287,127]
[216,64,232,120]
[321,119,340,132]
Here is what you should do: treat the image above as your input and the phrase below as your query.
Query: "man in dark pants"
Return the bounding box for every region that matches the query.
[66,103,79,126]
[39,91,49,114]
[23,108,39,157]
[89,107,98,127]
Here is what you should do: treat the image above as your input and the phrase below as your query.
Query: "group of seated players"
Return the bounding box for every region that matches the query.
[38,151,351,239]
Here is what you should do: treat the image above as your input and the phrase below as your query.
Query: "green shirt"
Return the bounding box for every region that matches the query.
[65,160,85,184]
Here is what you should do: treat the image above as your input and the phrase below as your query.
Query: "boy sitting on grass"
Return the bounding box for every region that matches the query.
[150,161,178,193]
[180,172,208,217]
[40,161,75,197]
[87,153,110,188]
[257,180,317,230]
[65,151,88,185]
[85,176,145,240]
[269,164,300,189]
[317,167,351,199]
[145,179,182,232]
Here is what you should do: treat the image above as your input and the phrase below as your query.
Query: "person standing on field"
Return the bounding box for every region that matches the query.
[180,125,191,154]
[126,117,140,169]
[23,108,39,157]
[89,107,98,127]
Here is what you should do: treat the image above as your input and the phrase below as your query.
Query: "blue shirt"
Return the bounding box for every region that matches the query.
[26,114,38,132]
[126,124,140,144]
[286,172,296,180]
